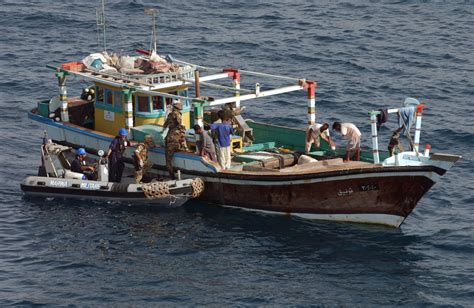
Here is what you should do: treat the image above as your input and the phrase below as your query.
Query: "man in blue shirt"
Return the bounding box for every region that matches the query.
[210,118,233,170]
[106,128,129,182]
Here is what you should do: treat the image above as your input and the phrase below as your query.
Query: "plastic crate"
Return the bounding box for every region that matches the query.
[61,61,85,72]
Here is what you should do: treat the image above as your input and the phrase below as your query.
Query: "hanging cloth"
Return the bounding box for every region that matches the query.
[398,106,416,135]
[376,108,388,129]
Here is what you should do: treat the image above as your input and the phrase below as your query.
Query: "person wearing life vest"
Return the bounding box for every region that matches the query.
[71,148,95,179]
[133,135,155,183]
[106,128,129,182]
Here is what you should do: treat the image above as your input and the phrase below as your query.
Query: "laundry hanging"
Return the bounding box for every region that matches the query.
[398,106,415,135]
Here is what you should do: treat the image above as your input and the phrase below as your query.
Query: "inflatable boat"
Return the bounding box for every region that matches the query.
[21,141,204,205]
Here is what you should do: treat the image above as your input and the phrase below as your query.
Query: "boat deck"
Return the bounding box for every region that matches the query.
[32,107,384,177]
[225,159,379,176]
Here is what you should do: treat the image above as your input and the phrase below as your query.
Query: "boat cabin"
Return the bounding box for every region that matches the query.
[93,83,192,136]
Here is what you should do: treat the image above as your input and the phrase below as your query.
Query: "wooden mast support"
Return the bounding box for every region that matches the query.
[123,88,135,132]
[307,81,316,125]
[208,85,303,106]
[194,70,203,127]
[224,68,241,109]
[233,70,241,108]
[369,111,380,164]
[56,71,69,122]
[194,70,201,98]
[414,104,424,153]
[63,66,306,108]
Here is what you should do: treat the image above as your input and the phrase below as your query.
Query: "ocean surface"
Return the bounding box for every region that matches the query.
[0,0,473,306]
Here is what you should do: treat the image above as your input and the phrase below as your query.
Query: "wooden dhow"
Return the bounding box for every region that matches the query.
[27,8,460,227]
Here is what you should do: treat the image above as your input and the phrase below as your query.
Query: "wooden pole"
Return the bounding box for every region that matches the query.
[224,68,241,109]
[123,88,135,132]
[369,111,380,164]
[194,70,200,98]
[414,105,424,153]
[194,70,203,127]
[307,81,316,125]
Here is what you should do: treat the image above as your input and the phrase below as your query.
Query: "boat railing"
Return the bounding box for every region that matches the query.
[139,67,195,85]
[369,104,425,164]
[90,65,196,86]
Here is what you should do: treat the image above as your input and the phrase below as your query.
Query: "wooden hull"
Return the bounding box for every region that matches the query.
[197,169,436,227]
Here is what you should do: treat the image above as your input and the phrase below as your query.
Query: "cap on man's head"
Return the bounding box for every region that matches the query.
[173,101,183,110]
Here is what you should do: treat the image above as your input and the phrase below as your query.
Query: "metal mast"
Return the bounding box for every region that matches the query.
[96,0,107,51]
[145,8,158,53]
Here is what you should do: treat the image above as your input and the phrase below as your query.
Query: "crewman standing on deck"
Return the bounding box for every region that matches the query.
[133,135,155,183]
[332,122,361,162]
[106,128,129,182]
[164,101,187,179]
[305,122,336,152]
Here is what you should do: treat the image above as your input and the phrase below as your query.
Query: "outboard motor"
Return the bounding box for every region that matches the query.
[96,150,108,182]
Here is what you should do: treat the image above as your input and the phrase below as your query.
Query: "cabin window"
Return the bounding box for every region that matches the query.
[114,92,123,111]
[137,96,150,112]
[164,92,178,108]
[105,90,113,105]
[152,96,164,111]
[179,90,190,107]
[95,86,104,103]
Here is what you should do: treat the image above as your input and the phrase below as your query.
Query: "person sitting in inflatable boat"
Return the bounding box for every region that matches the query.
[71,148,96,180]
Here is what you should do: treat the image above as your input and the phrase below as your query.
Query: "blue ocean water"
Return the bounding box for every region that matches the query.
[0,0,473,305]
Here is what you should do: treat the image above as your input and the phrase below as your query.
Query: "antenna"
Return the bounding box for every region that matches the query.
[145,8,158,53]
[96,0,107,51]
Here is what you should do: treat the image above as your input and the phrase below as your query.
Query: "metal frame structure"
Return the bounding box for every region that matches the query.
[50,57,315,134]
[369,105,425,164]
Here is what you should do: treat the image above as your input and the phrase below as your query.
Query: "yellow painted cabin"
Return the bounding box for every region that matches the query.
[93,82,191,136]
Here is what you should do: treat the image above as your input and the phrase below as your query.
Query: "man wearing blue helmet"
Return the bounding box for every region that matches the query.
[106,128,129,182]
[71,147,95,178]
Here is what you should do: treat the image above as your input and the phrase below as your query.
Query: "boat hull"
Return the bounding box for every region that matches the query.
[199,170,436,227]
[21,176,193,206]
[29,111,454,227]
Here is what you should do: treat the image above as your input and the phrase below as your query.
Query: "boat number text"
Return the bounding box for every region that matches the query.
[359,184,379,191]
[50,180,68,188]
[80,183,101,190]
[337,188,353,197]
